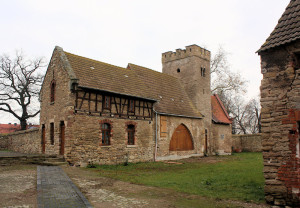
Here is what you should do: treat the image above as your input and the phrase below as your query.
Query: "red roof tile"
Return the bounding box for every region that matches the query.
[0,124,39,134]
[211,95,232,125]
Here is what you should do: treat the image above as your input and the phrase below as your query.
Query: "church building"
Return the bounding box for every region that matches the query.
[40,44,232,165]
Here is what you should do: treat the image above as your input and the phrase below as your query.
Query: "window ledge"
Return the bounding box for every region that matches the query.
[126,145,137,148]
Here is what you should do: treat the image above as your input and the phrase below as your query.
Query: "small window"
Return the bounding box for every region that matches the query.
[129,99,135,112]
[177,68,180,73]
[103,96,111,109]
[50,122,54,145]
[201,67,206,77]
[101,123,111,145]
[127,124,135,145]
[50,80,56,102]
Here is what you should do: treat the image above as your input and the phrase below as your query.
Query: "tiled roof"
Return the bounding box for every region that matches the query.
[0,124,20,134]
[258,0,300,53]
[128,64,203,118]
[62,49,202,118]
[211,94,232,125]
[64,52,154,100]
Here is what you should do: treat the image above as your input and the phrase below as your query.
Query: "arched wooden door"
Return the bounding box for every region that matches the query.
[169,124,194,151]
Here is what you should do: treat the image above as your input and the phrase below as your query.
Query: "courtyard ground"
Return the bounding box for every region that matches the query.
[0,152,270,208]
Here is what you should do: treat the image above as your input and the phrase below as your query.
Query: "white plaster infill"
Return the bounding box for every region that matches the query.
[156,153,203,161]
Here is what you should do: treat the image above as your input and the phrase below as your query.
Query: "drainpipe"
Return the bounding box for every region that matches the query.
[154,110,158,161]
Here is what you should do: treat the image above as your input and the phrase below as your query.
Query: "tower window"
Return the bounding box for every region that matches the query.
[201,67,206,77]
[177,68,181,73]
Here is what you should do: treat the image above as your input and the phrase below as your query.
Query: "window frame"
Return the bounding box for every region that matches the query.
[103,96,111,110]
[101,123,111,146]
[50,80,56,103]
[128,99,135,113]
[127,124,135,145]
[50,122,54,145]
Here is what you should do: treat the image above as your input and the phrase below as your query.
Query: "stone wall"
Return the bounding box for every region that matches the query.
[260,41,300,206]
[231,134,262,152]
[65,114,155,166]
[0,135,9,150]
[212,124,232,155]
[0,129,41,154]
[156,114,204,160]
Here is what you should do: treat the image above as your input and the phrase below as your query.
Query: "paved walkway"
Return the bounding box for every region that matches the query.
[37,166,93,208]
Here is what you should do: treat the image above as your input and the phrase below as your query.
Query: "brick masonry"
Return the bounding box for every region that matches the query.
[259,40,300,206]
[231,134,262,152]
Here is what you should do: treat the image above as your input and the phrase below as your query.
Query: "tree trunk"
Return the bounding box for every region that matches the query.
[20,119,27,130]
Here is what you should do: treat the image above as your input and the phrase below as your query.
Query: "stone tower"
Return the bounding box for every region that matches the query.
[162,44,211,128]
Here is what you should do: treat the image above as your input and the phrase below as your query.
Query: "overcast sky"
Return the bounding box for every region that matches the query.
[0,0,290,124]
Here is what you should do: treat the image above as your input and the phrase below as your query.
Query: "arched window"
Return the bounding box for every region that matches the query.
[50,80,56,102]
[127,124,135,145]
[101,123,111,145]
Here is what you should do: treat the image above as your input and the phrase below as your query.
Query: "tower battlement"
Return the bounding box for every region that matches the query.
[162,44,210,63]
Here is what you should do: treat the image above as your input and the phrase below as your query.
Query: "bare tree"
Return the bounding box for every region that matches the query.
[0,50,45,130]
[211,46,247,95]
[210,47,261,134]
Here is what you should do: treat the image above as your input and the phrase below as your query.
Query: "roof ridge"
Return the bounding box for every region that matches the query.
[64,51,128,71]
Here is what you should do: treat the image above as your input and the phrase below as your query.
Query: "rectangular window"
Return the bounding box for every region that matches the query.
[129,99,135,112]
[50,123,54,145]
[101,123,111,145]
[127,125,135,145]
[103,96,111,109]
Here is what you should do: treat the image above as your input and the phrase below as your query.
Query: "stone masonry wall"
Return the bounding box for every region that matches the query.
[40,47,75,156]
[231,134,262,152]
[212,124,232,155]
[162,45,212,142]
[260,41,300,206]
[0,135,9,150]
[65,114,155,166]
[2,129,41,154]
[156,114,204,159]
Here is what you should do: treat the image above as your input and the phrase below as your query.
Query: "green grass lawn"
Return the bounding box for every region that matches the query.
[88,152,264,203]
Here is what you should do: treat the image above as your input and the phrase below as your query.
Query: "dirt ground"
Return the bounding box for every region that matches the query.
[0,165,37,208]
[63,165,270,208]
[0,160,270,208]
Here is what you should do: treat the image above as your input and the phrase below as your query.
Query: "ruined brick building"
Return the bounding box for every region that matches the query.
[258,0,300,206]
[40,44,232,165]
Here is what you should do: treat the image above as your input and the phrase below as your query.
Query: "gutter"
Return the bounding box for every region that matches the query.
[156,111,203,119]
[154,109,158,162]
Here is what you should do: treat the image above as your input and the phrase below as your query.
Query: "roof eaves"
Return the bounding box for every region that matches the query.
[79,85,157,102]
[155,111,203,119]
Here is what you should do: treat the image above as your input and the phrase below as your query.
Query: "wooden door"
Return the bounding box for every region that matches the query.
[59,121,65,155]
[41,125,45,153]
[169,124,194,151]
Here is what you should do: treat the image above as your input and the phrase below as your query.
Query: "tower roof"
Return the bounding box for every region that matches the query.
[258,0,300,53]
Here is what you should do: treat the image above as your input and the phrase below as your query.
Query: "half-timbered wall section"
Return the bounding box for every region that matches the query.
[74,87,154,120]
